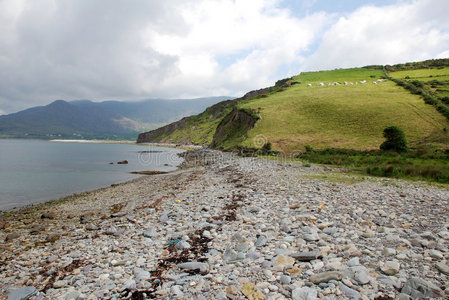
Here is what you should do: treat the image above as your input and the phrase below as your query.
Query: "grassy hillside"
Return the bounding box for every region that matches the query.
[239,68,449,153]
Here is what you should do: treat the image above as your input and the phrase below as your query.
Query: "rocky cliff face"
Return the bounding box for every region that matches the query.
[211,108,259,150]
[136,116,191,144]
[136,100,235,144]
[136,84,276,145]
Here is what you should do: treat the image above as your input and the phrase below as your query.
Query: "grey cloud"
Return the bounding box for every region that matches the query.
[0,0,191,113]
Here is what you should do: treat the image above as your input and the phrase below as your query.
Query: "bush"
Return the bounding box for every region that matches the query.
[262,142,272,151]
[380,126,408,153]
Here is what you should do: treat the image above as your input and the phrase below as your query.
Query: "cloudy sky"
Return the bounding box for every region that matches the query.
[0,0,448,114]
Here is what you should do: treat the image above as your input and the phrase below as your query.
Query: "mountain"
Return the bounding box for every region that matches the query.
[0,97,229,139]
[137,58,449,153]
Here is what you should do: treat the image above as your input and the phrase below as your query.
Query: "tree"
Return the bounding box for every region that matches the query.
[380,126,408,153]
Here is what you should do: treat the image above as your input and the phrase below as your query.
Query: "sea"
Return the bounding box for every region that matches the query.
[0,139,184,211]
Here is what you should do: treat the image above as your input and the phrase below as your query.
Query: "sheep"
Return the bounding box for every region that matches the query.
[319,82,324,86]
[307,83,312,87]
[373,81,377,84]
[350,82,354,85]
[344,81,348,85]
[360,80,367,84]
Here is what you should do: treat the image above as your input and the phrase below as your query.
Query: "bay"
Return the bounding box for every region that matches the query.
[0,139,184,211]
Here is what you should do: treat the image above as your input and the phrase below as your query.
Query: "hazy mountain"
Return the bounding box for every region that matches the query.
[0,97,229,139]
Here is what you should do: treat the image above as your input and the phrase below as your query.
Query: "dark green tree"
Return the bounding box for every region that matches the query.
[380,126,408,153]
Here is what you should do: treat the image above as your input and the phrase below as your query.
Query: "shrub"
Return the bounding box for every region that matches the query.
[262,142,272,151]
[380,126,408,153]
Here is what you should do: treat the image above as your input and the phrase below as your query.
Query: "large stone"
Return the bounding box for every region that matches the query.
[429,249,443,259]
[7,286,37,300]
[175,240,191,250]
[5,233,19,242]
[436,262,449,275]
[41,211,56,219]
[273,255,295,271]
[178,262,209,273]
[241,282,264,300]
[339,283,361,300]
[290,250,321,261]
[401,277,442,298]
[292,286,317,300]
[380,261,400,275]
[309,271,343,284]
[354,269,370,285]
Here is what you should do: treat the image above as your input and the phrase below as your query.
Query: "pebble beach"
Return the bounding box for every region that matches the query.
[1,149,448,299]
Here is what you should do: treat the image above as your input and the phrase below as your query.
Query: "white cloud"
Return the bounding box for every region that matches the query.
[0,0,448,114]
[0,0,329,113]
[303,0,449,71]
[147,0,329,97]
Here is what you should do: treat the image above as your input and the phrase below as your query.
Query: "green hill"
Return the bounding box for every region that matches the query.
[137,59,449,153]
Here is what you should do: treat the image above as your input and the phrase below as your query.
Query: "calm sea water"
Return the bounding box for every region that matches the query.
[0,139,184,211]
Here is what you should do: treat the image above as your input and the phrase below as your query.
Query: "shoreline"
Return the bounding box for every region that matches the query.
[1,149,448,299]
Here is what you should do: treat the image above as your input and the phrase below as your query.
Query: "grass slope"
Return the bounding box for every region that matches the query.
[152,103,234,145]
[240,68,449,153]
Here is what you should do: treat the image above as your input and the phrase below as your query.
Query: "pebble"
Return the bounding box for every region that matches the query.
[0,149,447,299]
[435,262,449,274]
[292,286,317,300]
[401,277,442,298]
[6,286,37,300]
[380,261,400,275]
[309,271,343,284]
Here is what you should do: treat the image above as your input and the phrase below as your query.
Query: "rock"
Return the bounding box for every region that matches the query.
[105,226,117,235]
[291,250,321,261]
[347,257,360,267]
[117,160,128,164]
[135,270,150,282]
[401,277,442,298]
[339,283,361,300]
[303,230,320,241]
[175,240,191,250]
[122,279,137,290]
[273,255,295,271]
[429,249,443,259]
[111,212,126,218]
[436,262,449,274]
[45,233,60,243]
[143,229,157,238]
[255,235,268,247]
[178,262,209,273]
[292,286,317,300]
[53,280,68,288]
[382,248,397,256]
[241,282,264,300]
[354,269,370,285]
[41,211,56,219]
[47,255,58,263]
[5,233,19,242]
[223,247,238,261]
[171,285,184,298]
[380,261,400,275]
[248,206,261,213]
[63,289,80,300]
[29,224,46,234]
[236,242,250,252]
[7,286,37,300]
[226,285,239,296]
[85,223,97,231]
[309,271,343,284]
[280,274,291,285]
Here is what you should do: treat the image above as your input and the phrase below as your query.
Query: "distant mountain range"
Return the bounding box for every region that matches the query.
[0,97,229,139]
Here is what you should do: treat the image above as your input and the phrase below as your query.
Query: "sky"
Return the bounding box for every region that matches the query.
[0,0,448,114]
